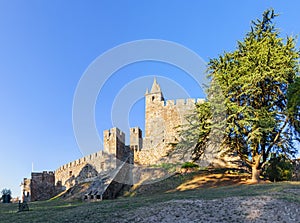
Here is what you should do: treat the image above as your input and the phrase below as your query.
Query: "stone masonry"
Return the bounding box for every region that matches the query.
[20,79,207,201]
[55,128,129,191]
[31,171,57,201]
[21,79,300,201]
[21,127,133,201]
[134,78,204,165]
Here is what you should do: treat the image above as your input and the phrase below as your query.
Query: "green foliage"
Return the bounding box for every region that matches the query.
[1,188,11,196]
[181,162,199,169]
[174,102,213,161]
[1,188,12,203]
[287,76,300,133]
[175,9,300,181]
[264,153,293,181]
[150,163,179,172]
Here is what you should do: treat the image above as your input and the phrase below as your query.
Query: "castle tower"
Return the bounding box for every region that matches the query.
[21,178,31,202]
[30,171,56,201]
[103,127,125,160]
[145,78,164,105]
[145,78,165,138]
[130,127,143,152]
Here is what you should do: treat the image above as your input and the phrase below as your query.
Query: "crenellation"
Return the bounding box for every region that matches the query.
[166,100,175,106]
[175,99,185,105]
[140,79,207,165]
[197,98,205,104]
[186,98,196,105]
[21,78,210,201]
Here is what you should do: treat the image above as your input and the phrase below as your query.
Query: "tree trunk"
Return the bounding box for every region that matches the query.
[251,165,261,183]
[251,154,262,183]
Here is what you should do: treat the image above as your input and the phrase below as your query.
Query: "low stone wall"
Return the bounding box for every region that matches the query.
[55,151,115,189]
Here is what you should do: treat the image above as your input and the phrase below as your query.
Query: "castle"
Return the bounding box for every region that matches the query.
[21,79,204,201]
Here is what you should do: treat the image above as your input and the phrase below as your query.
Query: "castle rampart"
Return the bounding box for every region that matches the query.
[53,127,134,191]
[21,78,206,201]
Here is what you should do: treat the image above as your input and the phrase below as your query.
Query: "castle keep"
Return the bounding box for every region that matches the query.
[21,79,203,201]
[135,78,204,164]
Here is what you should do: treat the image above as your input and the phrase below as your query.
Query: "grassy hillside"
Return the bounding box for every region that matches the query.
[1,170,299,223]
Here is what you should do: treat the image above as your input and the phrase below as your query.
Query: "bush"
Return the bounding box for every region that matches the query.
[150,163,179,172]
[181,162,199,169]
[1,188,12,203]
[1,188,11,196]
[264,154,293,182]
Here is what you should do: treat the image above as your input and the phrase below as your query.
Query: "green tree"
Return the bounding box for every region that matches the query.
[175,102,213,161]
[264,153,293,182]
[1,188,12,203]
[287,76,300,132]
[177,9,300,182]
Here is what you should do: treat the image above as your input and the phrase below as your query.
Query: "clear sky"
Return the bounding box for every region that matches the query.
[0,1,300,197]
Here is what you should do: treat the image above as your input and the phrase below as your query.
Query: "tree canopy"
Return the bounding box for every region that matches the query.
[1,188,11,196]
[176,9,300,182]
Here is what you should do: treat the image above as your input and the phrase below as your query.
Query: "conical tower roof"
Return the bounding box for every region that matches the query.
[150,77,161,93]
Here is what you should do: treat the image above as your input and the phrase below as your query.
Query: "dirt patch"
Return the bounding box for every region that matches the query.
[113,196,300,223]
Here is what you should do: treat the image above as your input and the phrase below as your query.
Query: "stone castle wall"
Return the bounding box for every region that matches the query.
[21,79,210,200]
[54,127,132,191]
[135,79,204,165]
[55,151,107,189]
[30,171,57,201]
[55,128,127,190]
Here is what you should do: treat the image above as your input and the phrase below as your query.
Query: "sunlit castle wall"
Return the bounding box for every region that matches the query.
[135,79,204,165]
[54,128,126,189]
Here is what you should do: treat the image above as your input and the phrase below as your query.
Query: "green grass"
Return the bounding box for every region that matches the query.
[1,176,299,223]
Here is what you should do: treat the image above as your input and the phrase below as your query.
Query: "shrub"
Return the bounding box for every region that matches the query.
[181,162,199,169]
[264,154,293,182]
[150,163,179,172]
[1,188,11,196]
[1,188,12,203]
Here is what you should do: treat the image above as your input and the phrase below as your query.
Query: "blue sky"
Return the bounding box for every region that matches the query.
[0,1,300,197]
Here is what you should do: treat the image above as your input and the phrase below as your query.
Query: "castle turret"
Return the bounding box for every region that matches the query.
[145,78,165,138]
[103,127,125,159]
[130,127,143,152]
[145,78,164,104]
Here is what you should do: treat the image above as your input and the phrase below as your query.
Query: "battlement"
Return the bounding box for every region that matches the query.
[23,78,206,201]
[166,100,175,106]
[104,127,125,143]
[130,126,140,133]
[162,98,204,107]
[197,98,205,104]
[56,150,104,172]
[32,171,54,176]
